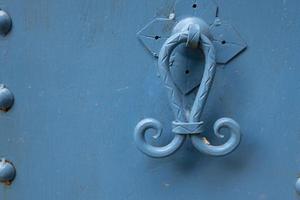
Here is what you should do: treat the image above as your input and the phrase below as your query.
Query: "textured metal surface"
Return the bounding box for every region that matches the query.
[0,0,300,199]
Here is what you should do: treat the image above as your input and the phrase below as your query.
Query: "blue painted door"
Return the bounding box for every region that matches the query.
[0,0,300,199]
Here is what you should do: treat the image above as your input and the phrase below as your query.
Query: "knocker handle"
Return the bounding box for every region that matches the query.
[134,21,241,158]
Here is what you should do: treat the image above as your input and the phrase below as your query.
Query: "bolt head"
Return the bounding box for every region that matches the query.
[0,10,12,36]
[0,85,14,111]
[0,160,16,184]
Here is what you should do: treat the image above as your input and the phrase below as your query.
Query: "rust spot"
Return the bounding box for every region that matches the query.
[2,180,12,186]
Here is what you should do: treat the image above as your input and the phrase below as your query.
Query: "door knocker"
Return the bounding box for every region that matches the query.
[134,0,247,158]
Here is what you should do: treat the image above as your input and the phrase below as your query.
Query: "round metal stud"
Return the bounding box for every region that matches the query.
[0,159,16,184]
[0,9,12,35]
[296,178,300,194]
[0,84,14,111]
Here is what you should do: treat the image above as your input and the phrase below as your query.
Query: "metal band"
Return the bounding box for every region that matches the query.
[172,121,204,135]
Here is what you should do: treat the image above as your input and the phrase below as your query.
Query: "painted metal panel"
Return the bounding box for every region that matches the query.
[0,0,299,199]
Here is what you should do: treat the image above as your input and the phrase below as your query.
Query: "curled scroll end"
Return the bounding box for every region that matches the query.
[191,117,241,156]
[134,118,186,158]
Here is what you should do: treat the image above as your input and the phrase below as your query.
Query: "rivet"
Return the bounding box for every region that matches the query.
[0,9,12,36]
[0,158,16,184]
[296,178,300,194]
[0,84,14,111]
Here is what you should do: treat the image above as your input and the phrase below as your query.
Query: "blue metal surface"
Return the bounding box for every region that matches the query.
[0,0,300,199]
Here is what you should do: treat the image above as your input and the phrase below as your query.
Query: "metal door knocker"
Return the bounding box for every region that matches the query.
[134,0,247,158]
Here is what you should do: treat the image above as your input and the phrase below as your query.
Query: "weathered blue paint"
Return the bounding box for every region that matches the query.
[0,0,300,199]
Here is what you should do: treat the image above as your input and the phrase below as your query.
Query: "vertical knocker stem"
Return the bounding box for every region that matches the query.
[134,22,241,158]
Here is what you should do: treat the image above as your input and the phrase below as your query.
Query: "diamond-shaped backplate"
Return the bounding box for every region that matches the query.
[137,0,247,99]
[137,0,247,64]
[210,20,247,64]
[169,45,205,95]
[175,0,218,24]
[137,18,176,57]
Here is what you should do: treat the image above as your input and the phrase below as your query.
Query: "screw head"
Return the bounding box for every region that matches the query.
[0,85,14,111]
[0,159,16,184]
[0,10,12,36]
